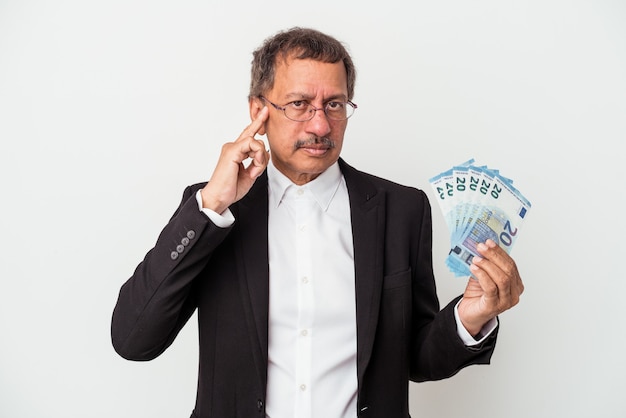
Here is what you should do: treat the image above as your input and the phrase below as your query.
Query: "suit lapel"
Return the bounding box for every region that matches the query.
[231,173,270,388]
[339,159,386,384]
[230,162,386,388]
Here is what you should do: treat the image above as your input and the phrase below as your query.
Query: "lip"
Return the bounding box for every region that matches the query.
[299,145,331,156]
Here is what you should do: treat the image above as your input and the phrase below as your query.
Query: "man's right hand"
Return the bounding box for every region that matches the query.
[200,106,270,214]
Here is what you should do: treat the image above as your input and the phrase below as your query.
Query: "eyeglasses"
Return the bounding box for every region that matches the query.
[259,96,357,122]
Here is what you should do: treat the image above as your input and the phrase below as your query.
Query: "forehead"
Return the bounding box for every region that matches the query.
[270,56,348,99]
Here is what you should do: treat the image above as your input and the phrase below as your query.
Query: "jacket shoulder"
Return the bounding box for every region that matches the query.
[338,158,429,202]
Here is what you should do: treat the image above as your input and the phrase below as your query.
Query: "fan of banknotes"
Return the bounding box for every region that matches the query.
[429,159,532,277]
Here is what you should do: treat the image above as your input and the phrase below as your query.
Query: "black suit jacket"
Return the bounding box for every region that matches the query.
[111,159,497,418]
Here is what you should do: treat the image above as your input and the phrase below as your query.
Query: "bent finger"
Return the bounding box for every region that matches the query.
[477,239,517,277]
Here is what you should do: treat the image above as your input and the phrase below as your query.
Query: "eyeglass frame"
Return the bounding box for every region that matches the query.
[259,96,358,122]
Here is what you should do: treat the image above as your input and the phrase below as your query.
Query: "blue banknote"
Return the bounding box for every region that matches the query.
[429,160,531,277]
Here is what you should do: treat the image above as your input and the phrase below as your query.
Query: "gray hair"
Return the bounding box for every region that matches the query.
[249,27,356,100]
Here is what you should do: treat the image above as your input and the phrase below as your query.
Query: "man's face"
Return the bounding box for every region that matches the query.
[251,56,349,185]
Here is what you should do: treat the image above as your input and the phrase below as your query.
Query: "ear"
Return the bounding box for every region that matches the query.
[249,97,267,136]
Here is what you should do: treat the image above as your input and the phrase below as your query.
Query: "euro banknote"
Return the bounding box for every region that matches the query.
[429,160,531,277]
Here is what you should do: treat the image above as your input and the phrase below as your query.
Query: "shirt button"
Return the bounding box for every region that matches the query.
[299,224,306,232]
[301,276,309,284]
[300,384,307,391]
[300,329,308,337]
[296,189,304,196]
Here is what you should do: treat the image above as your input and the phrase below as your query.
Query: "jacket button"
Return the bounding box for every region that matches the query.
[187,230,196,240]
[170,251,179,260]
[257,399,264,412]
[181,237,190,246]
[176,244,185,253]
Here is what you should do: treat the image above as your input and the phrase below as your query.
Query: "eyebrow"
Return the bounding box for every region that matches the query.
[283,92,348,102]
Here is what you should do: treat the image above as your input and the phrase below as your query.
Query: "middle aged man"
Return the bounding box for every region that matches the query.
[111,27,524,418]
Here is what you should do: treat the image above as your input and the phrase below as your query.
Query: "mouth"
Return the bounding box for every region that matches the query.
[299,146,331,156]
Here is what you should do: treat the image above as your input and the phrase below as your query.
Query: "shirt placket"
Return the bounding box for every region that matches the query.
[294,187,314,418]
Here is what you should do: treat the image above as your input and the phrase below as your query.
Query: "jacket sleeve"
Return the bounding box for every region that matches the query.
[408,189,498,382]
[111,184,232,361]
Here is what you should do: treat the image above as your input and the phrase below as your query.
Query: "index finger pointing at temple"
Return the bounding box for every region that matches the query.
[238,106,269,141]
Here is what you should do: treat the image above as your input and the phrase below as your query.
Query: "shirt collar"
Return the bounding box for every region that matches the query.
[267,161,343,212]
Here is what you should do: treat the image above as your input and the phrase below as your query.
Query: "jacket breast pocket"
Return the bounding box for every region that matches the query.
[383,268,411,290]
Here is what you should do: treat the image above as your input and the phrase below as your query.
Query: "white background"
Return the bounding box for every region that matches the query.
[1,1,625,417]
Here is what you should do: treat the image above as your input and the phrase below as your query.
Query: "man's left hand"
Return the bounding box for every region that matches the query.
[457,239,524,337]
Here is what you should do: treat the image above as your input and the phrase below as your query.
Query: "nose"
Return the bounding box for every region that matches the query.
[304,108,332,137]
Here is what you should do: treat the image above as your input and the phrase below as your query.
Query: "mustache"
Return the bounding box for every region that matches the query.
[294,137,336,150]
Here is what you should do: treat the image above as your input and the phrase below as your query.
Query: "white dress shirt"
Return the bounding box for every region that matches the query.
[195,161,497,418]
[264,162,357,418]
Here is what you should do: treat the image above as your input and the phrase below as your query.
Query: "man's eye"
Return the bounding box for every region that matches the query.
[289,101,307,109]
[326,101,344,110]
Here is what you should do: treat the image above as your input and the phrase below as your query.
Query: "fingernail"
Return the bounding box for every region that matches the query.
[486,239,497,248]
[472,255,483,264]
[477,243,487,252]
